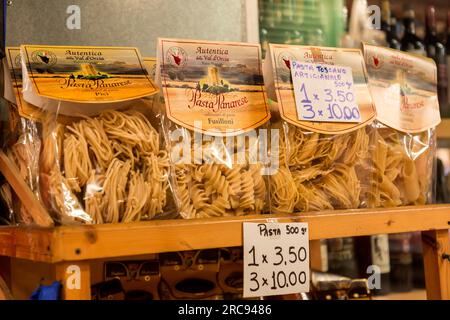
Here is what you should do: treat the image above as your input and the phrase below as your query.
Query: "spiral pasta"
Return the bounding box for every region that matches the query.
[170,130,269,219]
[40,109,170,224]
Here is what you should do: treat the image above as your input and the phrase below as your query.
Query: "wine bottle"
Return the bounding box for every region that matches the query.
[425,5,448,116]
[388,16,401,50]
[401,8,426,56]
[380,0,391,35]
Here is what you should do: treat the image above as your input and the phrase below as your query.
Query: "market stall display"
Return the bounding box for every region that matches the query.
[156,39,271,219]
[263,44,377,214]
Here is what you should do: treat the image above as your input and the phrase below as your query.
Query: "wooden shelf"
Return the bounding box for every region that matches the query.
[437,119,450,140]
[0,204,449,263]
[373,290,427,301]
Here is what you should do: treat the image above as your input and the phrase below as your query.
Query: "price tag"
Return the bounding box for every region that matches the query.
[290,60,361,123]
[243,222,310,298]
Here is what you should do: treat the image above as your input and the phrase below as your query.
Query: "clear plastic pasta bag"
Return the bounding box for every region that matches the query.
[19,45,174,224]
[363,44,440,207]
[156,38,273,219]
[1,49,53,226]
[264,44,378,214]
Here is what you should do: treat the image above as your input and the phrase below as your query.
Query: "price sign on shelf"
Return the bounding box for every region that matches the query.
[290,60,361,123]
[243,222,310,298]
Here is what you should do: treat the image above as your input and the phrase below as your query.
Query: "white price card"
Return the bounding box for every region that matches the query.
[243,222,310,298]
[290,60,361,123]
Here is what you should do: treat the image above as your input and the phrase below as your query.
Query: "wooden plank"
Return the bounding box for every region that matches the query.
[0,151,53,227]
[437,119,450,140]
[373,290,426,300]
[53,205,450,261]
[310,240,327,272]
[10,258,54,300]
[0,227,53,263]
[0,274,13,300]
[0,256,11,290]
[422,229,450,300]
[0,205,449,263]
[55,261,91,300]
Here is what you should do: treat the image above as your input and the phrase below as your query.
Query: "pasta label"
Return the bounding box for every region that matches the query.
[156,38,270,136]
[5,47,81,123]
[363,43,441,133]
[20,45,158,104]
[264,44,376,134]
[290,61,362,123]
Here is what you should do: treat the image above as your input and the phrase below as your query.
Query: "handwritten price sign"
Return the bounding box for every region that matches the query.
[290,61,361,123]
[243,222,310,298]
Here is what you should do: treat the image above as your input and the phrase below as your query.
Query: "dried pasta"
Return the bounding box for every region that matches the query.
[170,132,269,219]
[40,109,170,224]
[366,127,433,208]
[270,123,372,214]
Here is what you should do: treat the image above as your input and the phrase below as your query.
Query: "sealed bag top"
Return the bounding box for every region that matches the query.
[156,38,270,136]
[264,43,377,134]
[20,45,159,117]
[363,43,441,133]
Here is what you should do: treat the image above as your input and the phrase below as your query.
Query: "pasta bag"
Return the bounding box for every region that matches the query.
[19,45,174,224]
[1,48,53,227]
[263,44,378,214]
[156,38,273,219]
[362,43,440,207]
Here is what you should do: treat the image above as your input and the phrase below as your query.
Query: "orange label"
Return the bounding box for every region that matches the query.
[157,38,270,136]
[21,45,158,103]
[265,44,376,134]
[363,43,441,133]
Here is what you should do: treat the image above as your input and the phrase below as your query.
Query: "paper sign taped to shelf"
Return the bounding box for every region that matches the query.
[243,222,310,298]
[290,61,361,123]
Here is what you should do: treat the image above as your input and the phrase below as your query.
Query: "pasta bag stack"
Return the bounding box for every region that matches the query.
[156,38,272,219]
[362,44,440,207]
[263,44,378,214]
[18,45,173,224]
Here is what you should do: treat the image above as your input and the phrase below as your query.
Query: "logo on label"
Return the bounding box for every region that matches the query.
[166,46,188,68]
[278,51,296,70]
[368,54,383,69]
[31,50,57,66]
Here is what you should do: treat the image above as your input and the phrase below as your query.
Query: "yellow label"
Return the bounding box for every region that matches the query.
[265,44,376,134]
[363,43,441,133]
[21,45,158,103]
[157,38,270,136]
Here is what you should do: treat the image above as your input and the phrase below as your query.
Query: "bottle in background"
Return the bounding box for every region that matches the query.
[425,5,448,116]
[446,11,450,112]
[401,7,426,56]
[389,233,413,292]
[388,16,401,50]
[410,232,425,289]
[355,235,391,296]
[327,238,359,279]
[380,0,391,35]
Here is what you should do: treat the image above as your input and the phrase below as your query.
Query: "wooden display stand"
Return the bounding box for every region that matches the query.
[0,151,449,300]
